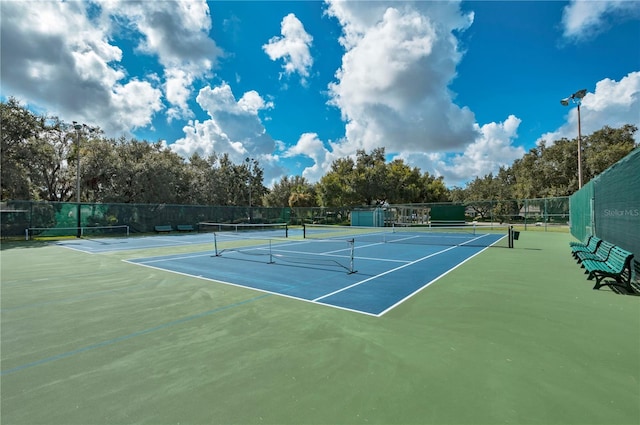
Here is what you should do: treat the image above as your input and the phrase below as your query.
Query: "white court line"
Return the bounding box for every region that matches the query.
[122,258,381,318]
[128,251,215,264]
[313,245,458,302]
[376,242,496,316]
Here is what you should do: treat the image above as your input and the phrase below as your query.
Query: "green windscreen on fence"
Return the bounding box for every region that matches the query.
[0,201,291,238]
[570,147,639,261]
[592,148,640,257]
[430,204,465,223]
[569,179,594,243]
[2,197,571,239]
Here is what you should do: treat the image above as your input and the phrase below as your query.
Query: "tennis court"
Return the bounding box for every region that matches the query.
[62,224,508,316]
[2,228,639,425]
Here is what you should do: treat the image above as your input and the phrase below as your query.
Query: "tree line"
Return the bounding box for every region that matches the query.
[2,98,637,207]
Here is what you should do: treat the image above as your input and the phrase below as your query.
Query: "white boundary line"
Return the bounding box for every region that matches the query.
[122,258,381,317]
[313,246,457,302]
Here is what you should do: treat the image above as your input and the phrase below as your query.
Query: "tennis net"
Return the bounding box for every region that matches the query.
[25,225,130,240]
[303,223,511,248]
[212,232,356,273]
[198,222,288,237]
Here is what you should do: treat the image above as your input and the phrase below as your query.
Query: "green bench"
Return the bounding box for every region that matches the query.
[176,224,194,232]
[576,240,613,264]
[154,225,172,233]
[570,234,594,248]
[582,245,635,292]
[571,236,602,259]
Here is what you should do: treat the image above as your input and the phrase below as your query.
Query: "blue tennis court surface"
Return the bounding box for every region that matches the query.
[123,231,506,316]
[56,232,218,253]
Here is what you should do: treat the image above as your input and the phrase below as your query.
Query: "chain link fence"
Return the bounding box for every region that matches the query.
[1,197,570,240]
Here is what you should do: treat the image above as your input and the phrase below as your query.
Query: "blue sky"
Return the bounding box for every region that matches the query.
[1,0,639,188]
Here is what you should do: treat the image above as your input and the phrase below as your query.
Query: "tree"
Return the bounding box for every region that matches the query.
[353,148,388,205]
[316,157,357,207]
[583,124,638,179]
[245,157,267,208]
[100,139,188,204]
[463,174,496,219]
[510,125,637,199]
[1,98,44,200]
[385,159,422,204]
[264,175,316,207]
[419,172,449,203]
[28,119,77,201]
[2,94,636,208]
[183,153,221,205]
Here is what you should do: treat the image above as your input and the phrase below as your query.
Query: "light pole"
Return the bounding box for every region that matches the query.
[72,121,96,237]
[245,157,254,222]
[560,89,587,189]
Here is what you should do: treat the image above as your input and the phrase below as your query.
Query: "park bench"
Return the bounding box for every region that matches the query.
[570,234,593,248]
[582,245,635,292]
[576,240,613,264]
[154,225,172,233]
[571,236,602,259]
[177,224,194,232]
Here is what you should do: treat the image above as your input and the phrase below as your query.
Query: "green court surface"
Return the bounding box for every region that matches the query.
[1,231,638,425]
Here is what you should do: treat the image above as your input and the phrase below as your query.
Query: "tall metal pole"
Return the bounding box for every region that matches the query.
[577,103,583,189]
[76,129,81,205]
[74,123,83,237]
[73,122,97,237]
[246,157,253,222]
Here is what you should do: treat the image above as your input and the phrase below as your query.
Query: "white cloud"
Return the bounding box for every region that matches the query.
[100,0,221,120]
[326,2,478,154]
[170,83,287,183]
[99,0,218,72]
[561,0,640,41]
[539,71,640,144]
[165,68,195,122]
[238,91,275,115]
[112,80,164,129]
[282,1,479,184]
[263,13,314,82]
[0,0,222,134]
[430,115,526,186]
[284,133,334,182]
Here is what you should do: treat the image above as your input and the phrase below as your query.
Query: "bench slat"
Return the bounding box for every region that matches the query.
[572,237,602,258]
[577,241,613,264]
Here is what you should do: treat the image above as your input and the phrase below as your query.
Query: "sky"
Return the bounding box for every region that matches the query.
[1,0,639,188]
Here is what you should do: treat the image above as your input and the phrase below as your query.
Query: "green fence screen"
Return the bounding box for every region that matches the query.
[569,179,595,243]
[570,147,640,261]
[0,201,291,239]
[2,196,571,240]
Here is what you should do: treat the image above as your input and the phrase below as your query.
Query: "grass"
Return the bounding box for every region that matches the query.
[1,230,638,424]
